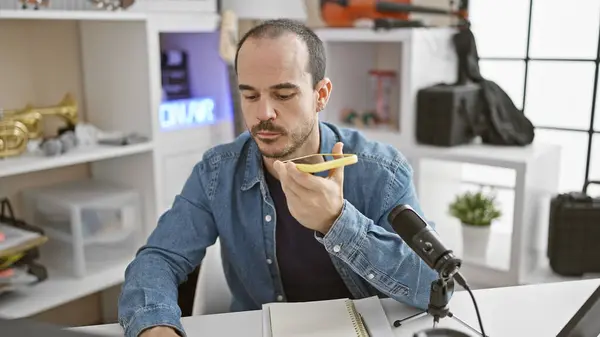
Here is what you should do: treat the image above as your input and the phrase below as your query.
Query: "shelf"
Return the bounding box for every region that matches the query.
[0,259,130,319]
[146,11,219,33]
[315,27,413,42]
[0,9,146,21]
[0,142,154,178]
[403,143,559,170]
[523,263,600,285]
[358,128,560,169]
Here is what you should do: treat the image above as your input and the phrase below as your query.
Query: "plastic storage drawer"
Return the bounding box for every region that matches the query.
[21,180,143,278]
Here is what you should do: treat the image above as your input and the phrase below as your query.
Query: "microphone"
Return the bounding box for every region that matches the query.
[388,204,488,336]
[388,204,467,288]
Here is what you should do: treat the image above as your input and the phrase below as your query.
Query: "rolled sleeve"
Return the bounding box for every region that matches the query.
[120,304,185,337]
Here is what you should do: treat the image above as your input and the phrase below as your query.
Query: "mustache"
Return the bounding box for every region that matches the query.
[251,120,287,134]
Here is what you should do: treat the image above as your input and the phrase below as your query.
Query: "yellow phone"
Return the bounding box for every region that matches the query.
[284,153,358,173]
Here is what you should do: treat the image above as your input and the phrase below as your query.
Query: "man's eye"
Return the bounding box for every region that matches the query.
[243,95,258,101]
[276,94,294,100]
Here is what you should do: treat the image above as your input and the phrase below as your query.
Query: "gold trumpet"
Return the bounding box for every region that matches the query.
[0,94,78,159]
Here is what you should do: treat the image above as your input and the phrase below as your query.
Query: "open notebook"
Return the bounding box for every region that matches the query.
[262,296,394,337]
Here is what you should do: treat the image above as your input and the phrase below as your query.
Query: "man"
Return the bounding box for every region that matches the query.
[118,19,437,337]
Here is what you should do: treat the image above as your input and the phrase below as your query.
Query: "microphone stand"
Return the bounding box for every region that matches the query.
[393,277,487,337]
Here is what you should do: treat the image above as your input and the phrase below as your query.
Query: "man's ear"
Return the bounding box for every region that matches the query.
[314,78,332,112]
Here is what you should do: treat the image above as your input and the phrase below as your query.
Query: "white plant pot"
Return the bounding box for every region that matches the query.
[461,224,491,258]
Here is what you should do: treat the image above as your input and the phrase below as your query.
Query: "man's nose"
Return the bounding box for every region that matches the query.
[256,98,276,121]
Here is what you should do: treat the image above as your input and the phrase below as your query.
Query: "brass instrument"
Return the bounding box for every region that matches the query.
[0,94,78,159]
[0,120,29,158]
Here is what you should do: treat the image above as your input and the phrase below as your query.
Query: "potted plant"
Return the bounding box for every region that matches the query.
[448,189,502,258]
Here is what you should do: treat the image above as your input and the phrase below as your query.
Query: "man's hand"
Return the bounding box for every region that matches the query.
[139,326,180,337]
[274,142,345,235]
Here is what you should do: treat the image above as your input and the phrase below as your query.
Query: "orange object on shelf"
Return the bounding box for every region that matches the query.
[321,0,412,27]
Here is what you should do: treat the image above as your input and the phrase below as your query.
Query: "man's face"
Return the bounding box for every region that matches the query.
[236,34,328,159]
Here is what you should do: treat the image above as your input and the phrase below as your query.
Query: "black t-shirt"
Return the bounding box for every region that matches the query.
[264,169,354,302]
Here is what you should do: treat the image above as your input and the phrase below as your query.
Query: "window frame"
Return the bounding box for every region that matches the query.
[474,0,600,193]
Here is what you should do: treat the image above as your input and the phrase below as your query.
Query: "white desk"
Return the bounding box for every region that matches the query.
[76,279,600,337]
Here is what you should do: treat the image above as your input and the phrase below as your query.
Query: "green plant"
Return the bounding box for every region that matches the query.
[448,189,502,227]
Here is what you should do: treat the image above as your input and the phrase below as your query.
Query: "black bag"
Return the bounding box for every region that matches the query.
[416,83,482,146]
[451,26,535,146]
[547,181,600,276]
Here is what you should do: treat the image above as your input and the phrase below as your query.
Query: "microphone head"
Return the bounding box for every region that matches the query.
[388,204,428,240]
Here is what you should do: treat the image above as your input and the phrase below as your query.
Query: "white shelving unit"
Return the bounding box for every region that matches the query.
[315,26,569,288]
[0,3,232,319]
[0,260,131,319]
[0,143,154,178]
[0,9,146,20]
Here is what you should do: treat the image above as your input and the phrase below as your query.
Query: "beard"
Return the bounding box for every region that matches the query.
[249,117,316,159]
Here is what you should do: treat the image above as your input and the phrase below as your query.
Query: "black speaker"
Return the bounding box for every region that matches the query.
[416,83,481,146]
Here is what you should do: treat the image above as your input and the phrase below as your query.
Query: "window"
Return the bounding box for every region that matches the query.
[590,135,600,184]
[595,83,600,131]
[529,0,600,59]
[469,0,529,58]
[470,0,600,193]
[589,184,600,196]
[534,130,589,192]
[525,61,595,130]
[479,60,526,110]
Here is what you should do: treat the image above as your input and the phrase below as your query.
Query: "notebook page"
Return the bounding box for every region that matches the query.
[353,296,395,337]
[267,298,359,337]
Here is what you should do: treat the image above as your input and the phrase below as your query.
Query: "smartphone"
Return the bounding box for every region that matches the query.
[284,153,358,173]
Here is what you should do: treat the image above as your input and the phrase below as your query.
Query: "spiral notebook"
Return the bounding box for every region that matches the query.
[262,296,394,337]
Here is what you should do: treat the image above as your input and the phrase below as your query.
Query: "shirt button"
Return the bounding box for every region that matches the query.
[333,245,341,253]
[266,258,273,264]
[265,215,272,222]
[368,273,375,280]
[277,295,284,301]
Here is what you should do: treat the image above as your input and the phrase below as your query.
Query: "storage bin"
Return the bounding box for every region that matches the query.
[21,180,143,278]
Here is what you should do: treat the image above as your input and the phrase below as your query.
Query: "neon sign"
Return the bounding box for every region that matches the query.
[159,97,216,130]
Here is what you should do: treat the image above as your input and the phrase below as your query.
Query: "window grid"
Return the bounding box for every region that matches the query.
[477,0,600,191]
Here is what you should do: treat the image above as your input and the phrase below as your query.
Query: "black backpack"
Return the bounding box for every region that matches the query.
[452,26,535,146]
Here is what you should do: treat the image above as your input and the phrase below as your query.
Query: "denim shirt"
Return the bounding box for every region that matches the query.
[118,121,438,337]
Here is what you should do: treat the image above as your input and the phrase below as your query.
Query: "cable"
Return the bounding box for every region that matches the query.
[462,284,486,337]
[452,272,486,336]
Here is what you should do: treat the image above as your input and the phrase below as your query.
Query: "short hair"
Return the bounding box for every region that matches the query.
[234,19,326,88]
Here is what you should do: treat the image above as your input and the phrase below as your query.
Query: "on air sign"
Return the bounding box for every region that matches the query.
[159,97,216,130]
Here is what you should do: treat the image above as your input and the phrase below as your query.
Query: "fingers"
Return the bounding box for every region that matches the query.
[274,141,346,192]
[274,161,301,200]
[328,142,345,181]
[331,142,344,159]
[280,163,322,194]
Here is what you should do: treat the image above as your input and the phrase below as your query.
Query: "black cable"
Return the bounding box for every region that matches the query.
[462,284,486,337]
[453,272,486,336]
